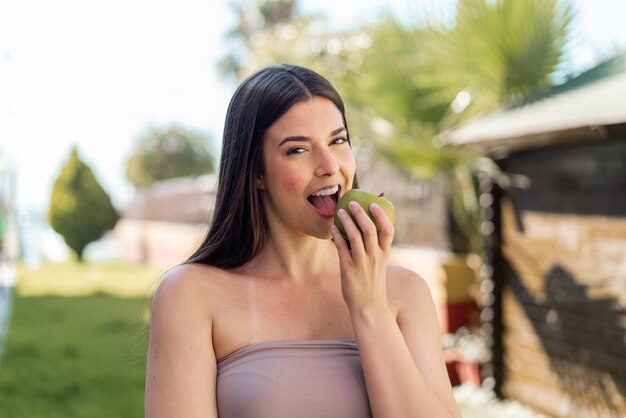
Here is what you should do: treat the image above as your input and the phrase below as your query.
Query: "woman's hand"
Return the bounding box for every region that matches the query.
[330,200,395,315]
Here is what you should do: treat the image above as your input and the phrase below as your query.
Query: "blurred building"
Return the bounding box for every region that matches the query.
[445,53,626,417]
[115,174,218,269]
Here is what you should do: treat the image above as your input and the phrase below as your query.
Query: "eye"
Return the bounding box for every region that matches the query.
[286,146,307,155]
[331,137,348,145]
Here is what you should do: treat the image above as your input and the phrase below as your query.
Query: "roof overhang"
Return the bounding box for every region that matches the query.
[441,59,626,156]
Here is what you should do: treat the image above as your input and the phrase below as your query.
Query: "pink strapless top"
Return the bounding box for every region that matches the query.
[216,339,372,418]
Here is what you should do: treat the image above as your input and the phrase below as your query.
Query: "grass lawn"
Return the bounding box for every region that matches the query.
[0,260,163,418]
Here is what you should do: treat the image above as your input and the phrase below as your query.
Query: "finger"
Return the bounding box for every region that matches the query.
[348,201,379,254]
[370,203,394,251]
[330,224,352,267]
[335,207,366,258]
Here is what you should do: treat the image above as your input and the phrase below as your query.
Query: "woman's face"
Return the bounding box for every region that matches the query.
[258,96,356,239]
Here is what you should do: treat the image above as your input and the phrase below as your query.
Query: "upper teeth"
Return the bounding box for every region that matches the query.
[312,185,339,197]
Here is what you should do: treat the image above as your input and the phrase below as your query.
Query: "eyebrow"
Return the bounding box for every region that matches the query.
[277,127,347,147]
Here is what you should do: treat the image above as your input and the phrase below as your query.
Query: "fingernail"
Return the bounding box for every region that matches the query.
[349,201,358,209]
[338,209,347,216]
[370,203,380,211]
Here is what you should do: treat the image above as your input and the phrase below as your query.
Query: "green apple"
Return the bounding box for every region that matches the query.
[334,189,396,239]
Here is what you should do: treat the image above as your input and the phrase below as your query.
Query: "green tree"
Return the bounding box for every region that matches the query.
[125,125,215,188]
[48,147,119,261]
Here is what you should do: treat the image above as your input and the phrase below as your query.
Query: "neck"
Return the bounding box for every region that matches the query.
[241,229,339,283]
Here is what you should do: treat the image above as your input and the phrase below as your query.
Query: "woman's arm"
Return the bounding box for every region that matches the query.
[351,267,460,418]
[331,202,460,418]
[145,266,218,418]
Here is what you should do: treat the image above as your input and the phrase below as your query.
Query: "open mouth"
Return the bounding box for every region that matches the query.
[307,185,341,219]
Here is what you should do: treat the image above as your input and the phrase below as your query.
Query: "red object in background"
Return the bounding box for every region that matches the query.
[447,300,479,333]
[443,300,481,386]
[435,255,482,386]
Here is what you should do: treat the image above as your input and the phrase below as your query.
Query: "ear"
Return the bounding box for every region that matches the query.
[256,175,266,190]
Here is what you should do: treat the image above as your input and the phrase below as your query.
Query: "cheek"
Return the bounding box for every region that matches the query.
[268,159,308,192]
[281,173,304,191]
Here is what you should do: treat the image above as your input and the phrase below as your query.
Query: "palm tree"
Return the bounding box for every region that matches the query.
[352,0,573,254]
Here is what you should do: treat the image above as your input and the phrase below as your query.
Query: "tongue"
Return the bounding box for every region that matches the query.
[309,195,336,212]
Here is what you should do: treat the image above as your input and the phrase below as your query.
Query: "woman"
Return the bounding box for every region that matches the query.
[145,64,460,418]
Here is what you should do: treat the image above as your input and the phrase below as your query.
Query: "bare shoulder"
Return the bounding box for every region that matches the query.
[148,262,232,349]
[386,264,433,304]
[152,263,228,313]
[148,262,227,350]
[145,263,225,417]
[156,262,225,290]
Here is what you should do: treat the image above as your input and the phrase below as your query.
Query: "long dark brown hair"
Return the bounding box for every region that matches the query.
[186,64,357,269]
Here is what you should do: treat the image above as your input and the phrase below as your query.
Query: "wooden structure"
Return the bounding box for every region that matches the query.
[444,54,626,417]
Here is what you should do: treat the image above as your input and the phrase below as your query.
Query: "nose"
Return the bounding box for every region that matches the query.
[314,148,340,177]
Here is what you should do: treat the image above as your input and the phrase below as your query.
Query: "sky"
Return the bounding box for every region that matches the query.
[1,0,625,214]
